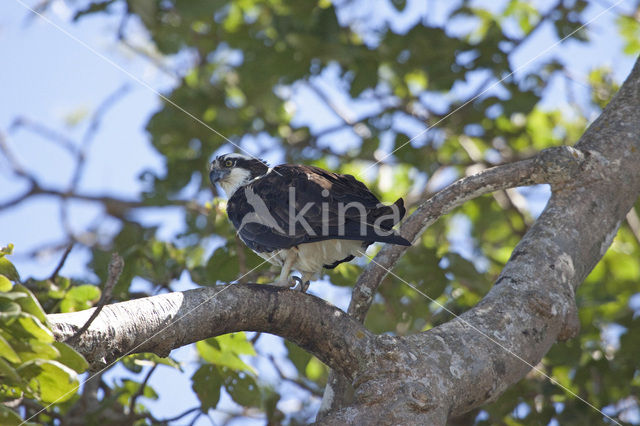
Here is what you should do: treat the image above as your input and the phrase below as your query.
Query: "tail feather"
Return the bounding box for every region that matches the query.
[367,197,409,246]
[371,197,406,231]
[374,232,411,246]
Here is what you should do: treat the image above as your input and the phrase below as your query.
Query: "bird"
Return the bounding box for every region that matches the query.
[209,153,411,291]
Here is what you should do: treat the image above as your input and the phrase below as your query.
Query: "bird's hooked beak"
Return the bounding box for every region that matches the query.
[209,164,230,185]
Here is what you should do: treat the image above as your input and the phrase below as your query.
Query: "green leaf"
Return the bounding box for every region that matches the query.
[0,275,12,292]
[13,285,47,323]
[0,258,19,282]
[17,360,79,403]
[0,357,22,384]
[0,244,14,256]
[390,0,406,11]
[0,292,27,301]
[0,299,21,320]
[122,353,181,373]
[17,339,60,361]
[205,246,239,283]
[223,370,261,407]
[116,379,158,407]
[196,334,256,373]
[0,334,21,363]
[72,0,117,22]
[305,357,326,381]
[192,364,222,411]
[617,15,640,55]
[215,332,256,356]
[0,405,23,426]
[285,340,312,375]
[16,314,54,342]
[52,342,88,373]
[60,285,101,313]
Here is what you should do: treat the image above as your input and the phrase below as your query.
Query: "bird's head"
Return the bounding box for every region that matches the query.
[209,153,269,197]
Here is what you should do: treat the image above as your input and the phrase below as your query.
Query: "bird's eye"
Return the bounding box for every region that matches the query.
[224,159,233,167]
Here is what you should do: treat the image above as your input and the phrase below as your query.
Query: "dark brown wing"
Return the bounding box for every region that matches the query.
[226,165,409,253]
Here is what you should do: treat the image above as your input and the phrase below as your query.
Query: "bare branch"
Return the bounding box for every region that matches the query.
[308,81,356,126]
[157,407,201,424]
[0,132,35,183]
[0,183,206,216]
[49,284,376,381]
[70,84,131,189]
[9,117,78,155]
[128,364,158,418]
[49,243,74,281]
[0,189,35,211]
[67,253,124,342]
[268,354,324,397]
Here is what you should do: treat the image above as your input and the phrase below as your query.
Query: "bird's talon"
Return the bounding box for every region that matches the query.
[298,280,310,293]
[290,276,303,289]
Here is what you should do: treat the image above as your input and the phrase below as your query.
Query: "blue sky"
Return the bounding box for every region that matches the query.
[1,0,638,423]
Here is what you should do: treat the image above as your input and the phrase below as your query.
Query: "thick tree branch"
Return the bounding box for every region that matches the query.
[48,284,376,381]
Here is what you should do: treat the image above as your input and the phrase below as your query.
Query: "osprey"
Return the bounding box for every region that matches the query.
[209,153,410,291]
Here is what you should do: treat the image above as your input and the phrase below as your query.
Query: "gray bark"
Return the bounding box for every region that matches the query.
[48,57,640,424]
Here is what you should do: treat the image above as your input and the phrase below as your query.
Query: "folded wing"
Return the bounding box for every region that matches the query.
[227,165,410,253]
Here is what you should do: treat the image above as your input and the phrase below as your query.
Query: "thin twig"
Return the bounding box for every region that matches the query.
[49,243,74,281]
[308,104,399,146]
[67,253,124,341]
[249,332,261,344]
[0,190,34,211]
[0,132,34,183]
[128,364,158,418]
[70,84,131,190]
[119,40,180,79]
[308,81,355,126]
[22,400,63,421]
[189,412,203,426]
[157,407,201,423]
[268,354,323,397]
[9,117,78,155]
[116,6,130,40]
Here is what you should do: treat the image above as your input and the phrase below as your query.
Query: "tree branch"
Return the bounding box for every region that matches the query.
[0,183,206,216]
[67,253,123,342]
[48,284,376,381]
[128,364,157,419]
[49,243,74,281]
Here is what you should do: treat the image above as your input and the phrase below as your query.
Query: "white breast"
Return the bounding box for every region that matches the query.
[295,239,364,275]
[254,239,365,281]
